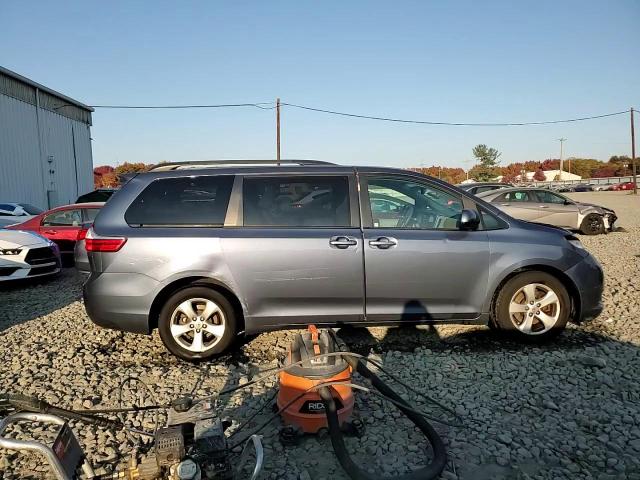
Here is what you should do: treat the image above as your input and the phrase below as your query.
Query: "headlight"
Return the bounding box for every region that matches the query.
[0,248,22,255]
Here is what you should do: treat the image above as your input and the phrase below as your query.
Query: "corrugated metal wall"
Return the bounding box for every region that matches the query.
[0,94,47,208]
[0,93,93,209]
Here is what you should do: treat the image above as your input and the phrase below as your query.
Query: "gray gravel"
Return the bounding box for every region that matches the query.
[1,191,639,479]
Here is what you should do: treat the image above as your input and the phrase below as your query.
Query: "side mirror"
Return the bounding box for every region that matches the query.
[564,200,573,205]
[459,209,481,231]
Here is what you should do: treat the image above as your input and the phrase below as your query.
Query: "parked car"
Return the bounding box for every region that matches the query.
[572,183,594,192]
[591,184,609,191]
[617,182,637,191]
[0,203,43,228]
[457,182,513,195]
[74,226,91,273]
[81,161,604,360]
[6,203,104,264]
[0,230,61,282]
[477,187,616,235]
[76,189,117,203]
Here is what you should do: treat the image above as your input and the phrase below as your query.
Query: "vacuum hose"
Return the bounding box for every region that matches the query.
[318,354,447,480]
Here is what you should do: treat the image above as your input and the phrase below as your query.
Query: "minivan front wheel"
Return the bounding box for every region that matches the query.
[493,272,570,341]
[158,287,236,360]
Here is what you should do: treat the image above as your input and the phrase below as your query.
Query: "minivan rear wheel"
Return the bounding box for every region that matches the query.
[158,286,236,361]
[493,272,570,341]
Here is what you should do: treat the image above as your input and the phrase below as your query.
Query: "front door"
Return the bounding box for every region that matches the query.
[360,174,490,322]
[532,190,580,229]
[40,208,83,254]
[223,173,365,331]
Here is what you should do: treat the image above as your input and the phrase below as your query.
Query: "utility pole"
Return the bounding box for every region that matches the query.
[631,107,637,195]
[558,138,566,180]
[276,98,281,166]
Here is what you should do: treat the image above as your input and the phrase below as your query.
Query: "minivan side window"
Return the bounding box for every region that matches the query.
[243,176,350,227]
[366,177,462,230]
[125,175,234,227]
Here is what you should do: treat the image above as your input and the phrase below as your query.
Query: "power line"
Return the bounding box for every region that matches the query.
[89,102,276,109]
[85,100,634,126]
[281,103,631,126]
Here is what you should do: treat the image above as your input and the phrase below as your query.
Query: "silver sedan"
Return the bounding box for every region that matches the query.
[477,187,617,235]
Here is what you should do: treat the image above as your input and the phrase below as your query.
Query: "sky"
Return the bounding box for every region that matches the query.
[1,1,639,169]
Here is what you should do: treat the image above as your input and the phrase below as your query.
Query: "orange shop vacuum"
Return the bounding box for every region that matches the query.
[277,326,354,434]
[275,325,448,480]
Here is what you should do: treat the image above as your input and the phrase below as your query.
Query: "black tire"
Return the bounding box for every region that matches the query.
[158,286,236,361]
[580,213,604,235]
[493,272,570,342]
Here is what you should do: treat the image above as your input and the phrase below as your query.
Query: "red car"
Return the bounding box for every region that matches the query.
[7,202,103,262]
[618,182,637,191]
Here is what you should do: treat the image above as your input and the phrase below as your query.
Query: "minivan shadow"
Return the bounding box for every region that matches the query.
[0,268,82,332]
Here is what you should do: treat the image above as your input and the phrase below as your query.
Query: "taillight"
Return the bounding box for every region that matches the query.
[84,229,127,252]
[77,228,89,241]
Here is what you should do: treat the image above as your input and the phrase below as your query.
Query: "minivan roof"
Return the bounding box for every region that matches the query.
[149,159,335,171]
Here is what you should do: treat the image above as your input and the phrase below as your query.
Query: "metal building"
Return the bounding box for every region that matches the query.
[0,66,94,209]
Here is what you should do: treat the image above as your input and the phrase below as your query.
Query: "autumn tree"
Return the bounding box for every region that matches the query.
[93,165,116,188]
[540,159,560,171]
[470,144,501,181]
[533,169,546,181]
[409,166,466,185]
[592,166,616,178]
[500,162,524,183]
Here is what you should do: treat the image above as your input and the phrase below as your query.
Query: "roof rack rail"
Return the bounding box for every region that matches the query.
[149,159,335,172]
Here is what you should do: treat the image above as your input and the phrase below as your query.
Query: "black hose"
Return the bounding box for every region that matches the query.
[318,354,447,480]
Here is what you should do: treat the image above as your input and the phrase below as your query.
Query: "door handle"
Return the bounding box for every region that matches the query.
[500,203,511,206]
[329,236,358,249]
[369,237,398,249]
[44,230,57,234]
[538,205,549,208]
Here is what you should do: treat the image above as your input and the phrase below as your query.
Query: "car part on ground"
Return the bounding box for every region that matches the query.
[477,187,617,234]
[82,163,604,358]
[0,328,454,480]
[0,230,61,282]
[6,202,103,265]
[0,393,263,480]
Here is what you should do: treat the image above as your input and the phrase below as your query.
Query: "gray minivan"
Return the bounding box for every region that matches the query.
[83,160,603,360]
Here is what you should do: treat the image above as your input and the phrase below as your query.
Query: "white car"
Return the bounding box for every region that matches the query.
[0,203,43,227]
[0,230,61,282]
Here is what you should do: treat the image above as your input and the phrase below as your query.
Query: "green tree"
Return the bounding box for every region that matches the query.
[470,144,502,181]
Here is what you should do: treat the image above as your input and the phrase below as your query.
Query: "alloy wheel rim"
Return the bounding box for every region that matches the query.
[508,283,561,335]
[170,298,225,352]
[588,217,602,233]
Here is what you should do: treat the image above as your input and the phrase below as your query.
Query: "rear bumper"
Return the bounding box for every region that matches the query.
[83,272,158,333]
[565,254,604,323]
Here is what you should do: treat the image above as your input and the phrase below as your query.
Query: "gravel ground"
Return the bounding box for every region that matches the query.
[1,191,639,479]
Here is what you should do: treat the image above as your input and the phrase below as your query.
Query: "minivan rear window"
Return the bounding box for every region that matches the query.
[243,176,350,227]
[125,175,234,227]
